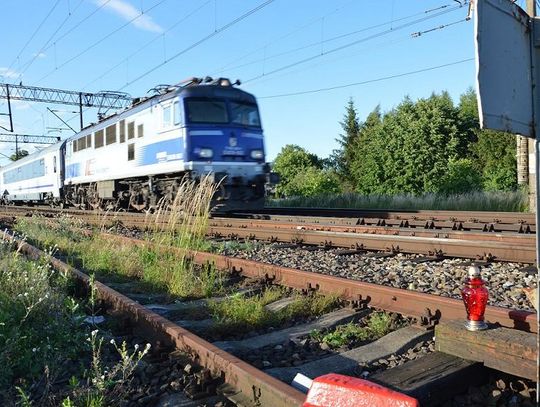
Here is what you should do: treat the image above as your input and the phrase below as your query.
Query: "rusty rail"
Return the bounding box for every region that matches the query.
[239,207,536,226]
[208,218,535,245]
[3,233,306,407]
[103,233,537,334]
[207,224,535,263]
[3,206,534,262]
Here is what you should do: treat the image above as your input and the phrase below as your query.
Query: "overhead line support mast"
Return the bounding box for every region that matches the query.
[0,83,132,132]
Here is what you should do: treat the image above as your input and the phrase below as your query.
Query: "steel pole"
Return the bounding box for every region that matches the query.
[6,85,13,133]
[529,0,540,398]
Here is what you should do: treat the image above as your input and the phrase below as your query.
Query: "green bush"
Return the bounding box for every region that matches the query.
[0,244,85,401]
[437,158,482,194]
[272,145,340,197]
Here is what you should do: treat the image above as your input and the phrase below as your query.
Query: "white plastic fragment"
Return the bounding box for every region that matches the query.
[291,373,313,393]
[84,315,105,324]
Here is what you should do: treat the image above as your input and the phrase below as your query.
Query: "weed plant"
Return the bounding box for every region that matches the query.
[15,176,226,299]
[309,312,393,349]
[208,288,339,336]
[0,241,85,402]
[268,190,529,212]
[0,239,150,406]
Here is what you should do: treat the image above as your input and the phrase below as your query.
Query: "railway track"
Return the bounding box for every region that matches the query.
[237,207,536,230]
[0,205,536,263]
[3,222,537,406]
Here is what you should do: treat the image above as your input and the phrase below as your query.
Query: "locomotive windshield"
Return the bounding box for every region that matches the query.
[186,99,229,124]
[185,98,261,127]
[231,102,261,127]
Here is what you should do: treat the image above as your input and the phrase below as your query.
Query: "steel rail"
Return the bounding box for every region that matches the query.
[3,233,306,407]
[239,207,537,226]
[3,206,534,262]
[0,205,536,234]
[102,233,537,334]
[206,225,535,263]
[208,218,535,245]
[1,205,537,227]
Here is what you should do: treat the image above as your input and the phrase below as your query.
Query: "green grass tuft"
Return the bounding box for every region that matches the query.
[209,289,339,336]
[310,311,393,349]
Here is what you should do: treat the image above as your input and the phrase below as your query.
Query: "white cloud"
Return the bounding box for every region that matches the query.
[0,68,20,80]
[95,0,163,33]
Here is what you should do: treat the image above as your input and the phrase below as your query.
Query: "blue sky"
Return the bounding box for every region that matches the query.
[0,0,505,164]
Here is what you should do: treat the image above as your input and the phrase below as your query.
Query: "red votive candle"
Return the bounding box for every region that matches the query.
[461,265,489,331]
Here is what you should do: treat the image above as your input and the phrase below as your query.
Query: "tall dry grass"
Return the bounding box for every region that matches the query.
[143,175,223,297]
[268,190,529,212]
[147,174,219,248]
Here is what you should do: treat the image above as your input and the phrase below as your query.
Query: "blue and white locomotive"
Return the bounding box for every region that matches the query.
[0,77,274,211]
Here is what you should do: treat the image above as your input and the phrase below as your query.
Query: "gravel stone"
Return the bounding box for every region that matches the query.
[219,242,535,311]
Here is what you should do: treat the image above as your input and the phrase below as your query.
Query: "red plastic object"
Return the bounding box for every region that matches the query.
[303,374,420,407]
[461,267,489,322]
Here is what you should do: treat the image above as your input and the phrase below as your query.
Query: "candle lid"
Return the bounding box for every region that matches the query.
[468,265,481,279]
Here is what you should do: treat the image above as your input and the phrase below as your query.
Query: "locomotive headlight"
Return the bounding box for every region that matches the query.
[197,148,213,159]
[250,149,264,160]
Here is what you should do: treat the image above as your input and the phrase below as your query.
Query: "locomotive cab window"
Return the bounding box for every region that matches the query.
[231,102,261,127]
[185,99,228,124]
[174,101,181,125]
[162,105,172,127]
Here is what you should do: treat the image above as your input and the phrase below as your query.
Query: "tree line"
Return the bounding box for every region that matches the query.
[272,89,517,197]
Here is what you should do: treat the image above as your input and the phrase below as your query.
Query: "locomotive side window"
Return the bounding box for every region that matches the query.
[162,105,171,127]
[127,144,135,161]
[174,101,181,125]
[73,134,95,153]
[231,102,261,127]
[53,156,57,173]
[106,124,116,145]
[138,124,144,138]
[95,130,104,148]
[119,120,126,143]
[185,99,228,124]
[127,122,135,140]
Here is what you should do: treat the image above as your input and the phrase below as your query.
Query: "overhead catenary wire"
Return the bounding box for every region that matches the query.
[64,0,275,126]
[34,0,169,85]
[15,0,86,82]
[7,0,63,76]
[215,2,459,77]
[80,0,213,91]
[116,0,276,91]
[213,0,358,74]
[258,58,474,99]
[411,17,467,37]
[37,0,113,54]
[244,2,467,84]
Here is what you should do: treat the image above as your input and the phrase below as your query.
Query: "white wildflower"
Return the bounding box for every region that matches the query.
[134,344,139,350]
[145,343,151,350]
[110,339,116,345]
